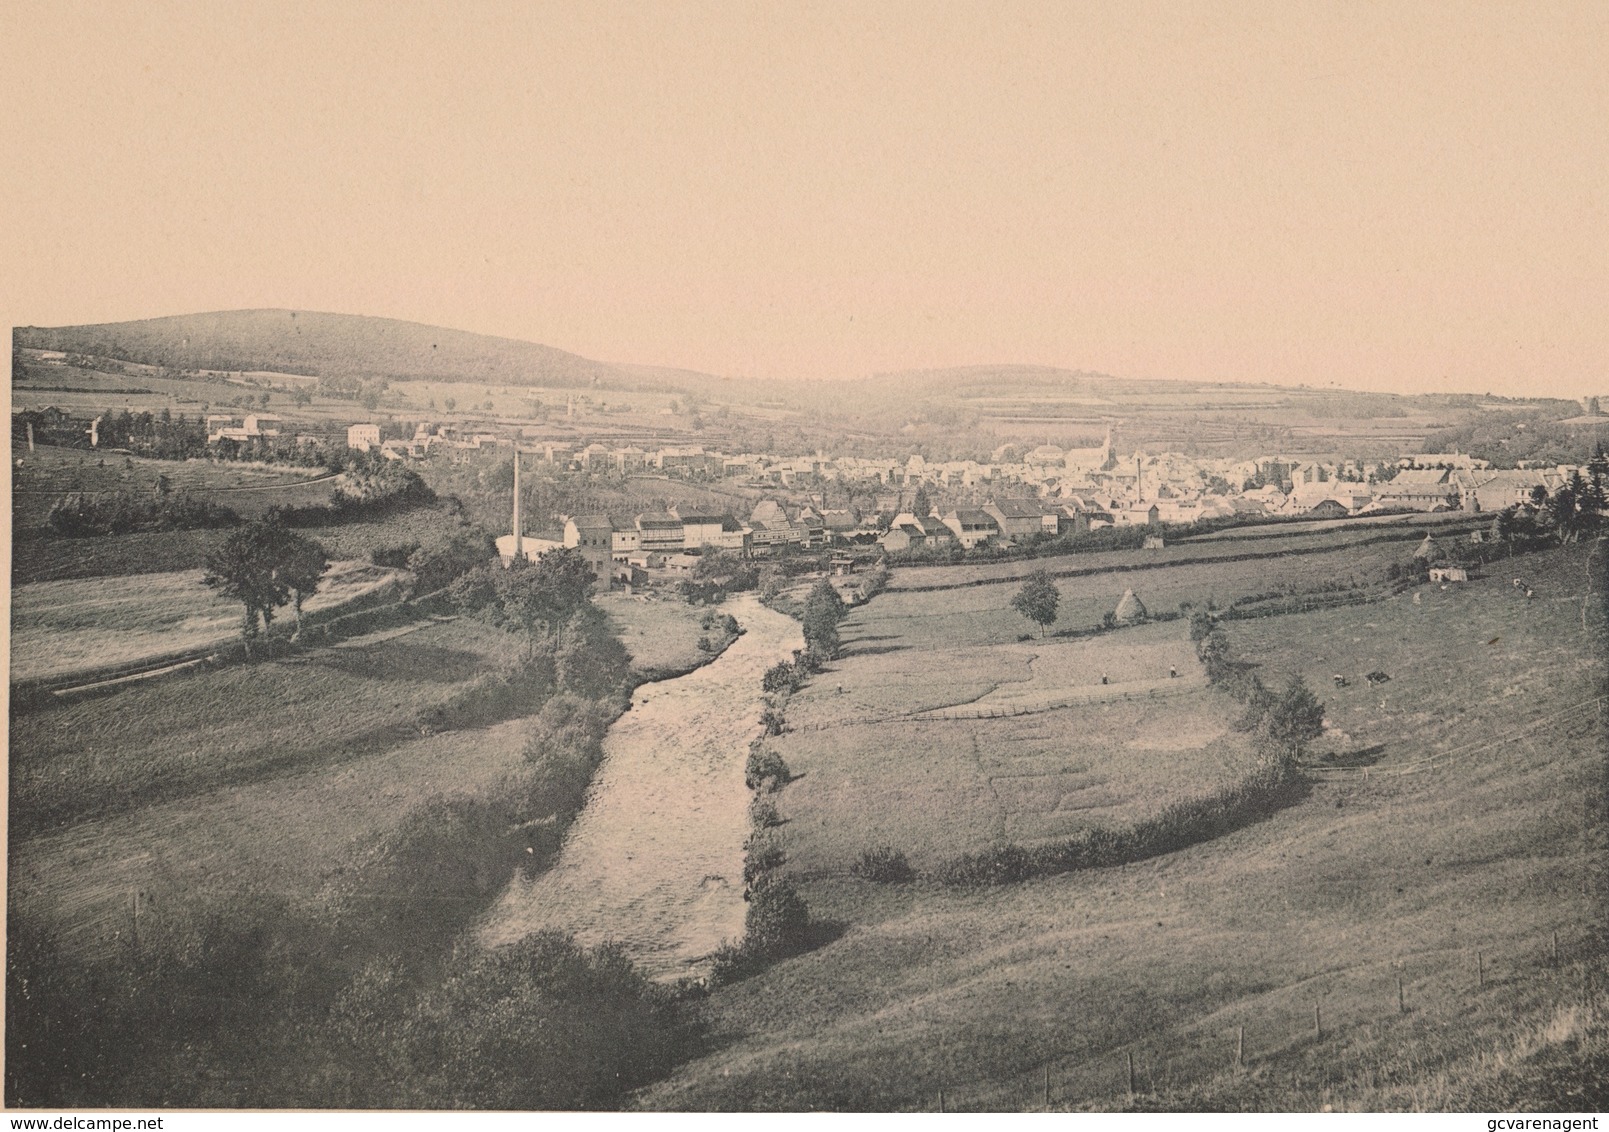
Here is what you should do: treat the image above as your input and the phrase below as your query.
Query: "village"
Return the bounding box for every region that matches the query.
[320,415,1605,582]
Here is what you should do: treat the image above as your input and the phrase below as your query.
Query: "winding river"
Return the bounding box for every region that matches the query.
[480,593,803,980]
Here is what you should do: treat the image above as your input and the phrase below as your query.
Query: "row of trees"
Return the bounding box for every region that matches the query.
[1192,612,1325,769]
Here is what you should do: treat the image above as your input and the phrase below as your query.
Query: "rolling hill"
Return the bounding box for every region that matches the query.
[14,309,650,390]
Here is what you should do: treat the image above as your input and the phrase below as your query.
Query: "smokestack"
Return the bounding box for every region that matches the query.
[511,447,522,563]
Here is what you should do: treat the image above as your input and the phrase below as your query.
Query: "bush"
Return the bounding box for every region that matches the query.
[369,541,421,568]
[933,766,1307,887]
[745,744,792,791]
[743,841,787,886]
[406,932,701,1110]
[748,795,781,829]
[850,846,914,884]
[762,661,802,694]
[46,489,239,537]
[744,875,811,959]
[707,939,762,986]
[759,704,787,736]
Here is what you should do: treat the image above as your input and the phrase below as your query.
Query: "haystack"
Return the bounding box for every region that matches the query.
[1113,587,1148,624]
[1412,534,1439,559]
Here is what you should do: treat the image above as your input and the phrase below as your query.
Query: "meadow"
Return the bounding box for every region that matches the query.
[9,559,402,683]
[635,538,1606,1111]
[883,515,1483,594]
[7,581,731,968]
[11,444,477,584]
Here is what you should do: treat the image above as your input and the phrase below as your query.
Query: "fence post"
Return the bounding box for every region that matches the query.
[1314,1004,1322,1039]
[1552,930,1559,966]
[1127,1050,1135,1097]
[1044,1064,1051,1109]
[938,1089,944,1113]
[1478,950,1484,989]
[1236,1025,1244,1068]
[1398,975,1406,1015]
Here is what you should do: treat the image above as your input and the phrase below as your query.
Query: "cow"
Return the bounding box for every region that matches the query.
[1365,671,1390,687]
[1333,674,1349,687]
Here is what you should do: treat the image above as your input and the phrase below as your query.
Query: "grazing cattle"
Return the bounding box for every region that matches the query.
[1365,671,1390,687]
[1169,667,1179,679]
[1333,674,1349,687]
[1101,674,1110,685]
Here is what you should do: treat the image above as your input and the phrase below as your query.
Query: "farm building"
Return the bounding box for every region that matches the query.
[1113,588,1149,624]
[1142,535,1165,550]
[1429,566,1469,583]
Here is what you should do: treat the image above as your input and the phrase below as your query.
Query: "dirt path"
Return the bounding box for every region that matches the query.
[480,593,803,981]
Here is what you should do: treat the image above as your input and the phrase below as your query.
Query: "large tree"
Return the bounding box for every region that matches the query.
[202,518,329,651]
[801,577,848,658]
[1010,569,1060,638]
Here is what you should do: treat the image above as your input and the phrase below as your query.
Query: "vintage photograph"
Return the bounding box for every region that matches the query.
[5,0,1606,1115]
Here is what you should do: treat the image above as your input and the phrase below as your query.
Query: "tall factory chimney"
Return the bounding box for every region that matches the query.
[510,447,522,563]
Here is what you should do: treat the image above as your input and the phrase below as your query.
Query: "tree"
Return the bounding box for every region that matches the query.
[911,483,933,518]
[1261,676,1326,769]
[1196,627,1230,680]
[1586,444,1609,514]
[444,397,457,412]
[1010,569,1059,638]
[1546,475,1583,543]
[448,548,596,635]
[202,518,328,651]
[801,578,847,657]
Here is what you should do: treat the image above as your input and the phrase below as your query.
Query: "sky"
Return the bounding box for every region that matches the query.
[3,0,1606,398]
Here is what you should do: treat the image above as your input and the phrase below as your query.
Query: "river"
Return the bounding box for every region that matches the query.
[479,592,803,980]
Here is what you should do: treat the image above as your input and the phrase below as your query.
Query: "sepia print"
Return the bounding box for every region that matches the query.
[5,2,1606,1115]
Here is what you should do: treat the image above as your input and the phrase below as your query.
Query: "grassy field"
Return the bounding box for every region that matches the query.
[884,518,1484,594]
[10,443,472,586]
[7,616,528,834]
[633,539,1606,1111]
[8,577,740,961]
[11,444,334,528]
[9,559,402,683]
[849,539,1421,654]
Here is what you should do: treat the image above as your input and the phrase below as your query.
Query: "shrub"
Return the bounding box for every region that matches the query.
[696,636,713,652]
[748,795,781,829]
[369,541,420,568]
[409,932,701,1110]
[762,661,801,694]
[745,744,792,791]
[744,875,811,959]
[707,939,761,986]
[759,705,787,736]
[850,846,914,884]
[743,841,787,886]
[46,489,239,537]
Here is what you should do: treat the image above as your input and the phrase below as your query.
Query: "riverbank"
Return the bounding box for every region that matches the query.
[481,593,805,980]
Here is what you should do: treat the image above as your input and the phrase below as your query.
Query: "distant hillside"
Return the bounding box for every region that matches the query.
[13,310,664,390]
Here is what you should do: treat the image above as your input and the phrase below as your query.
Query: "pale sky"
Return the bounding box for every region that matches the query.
[4,1,1606,397]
